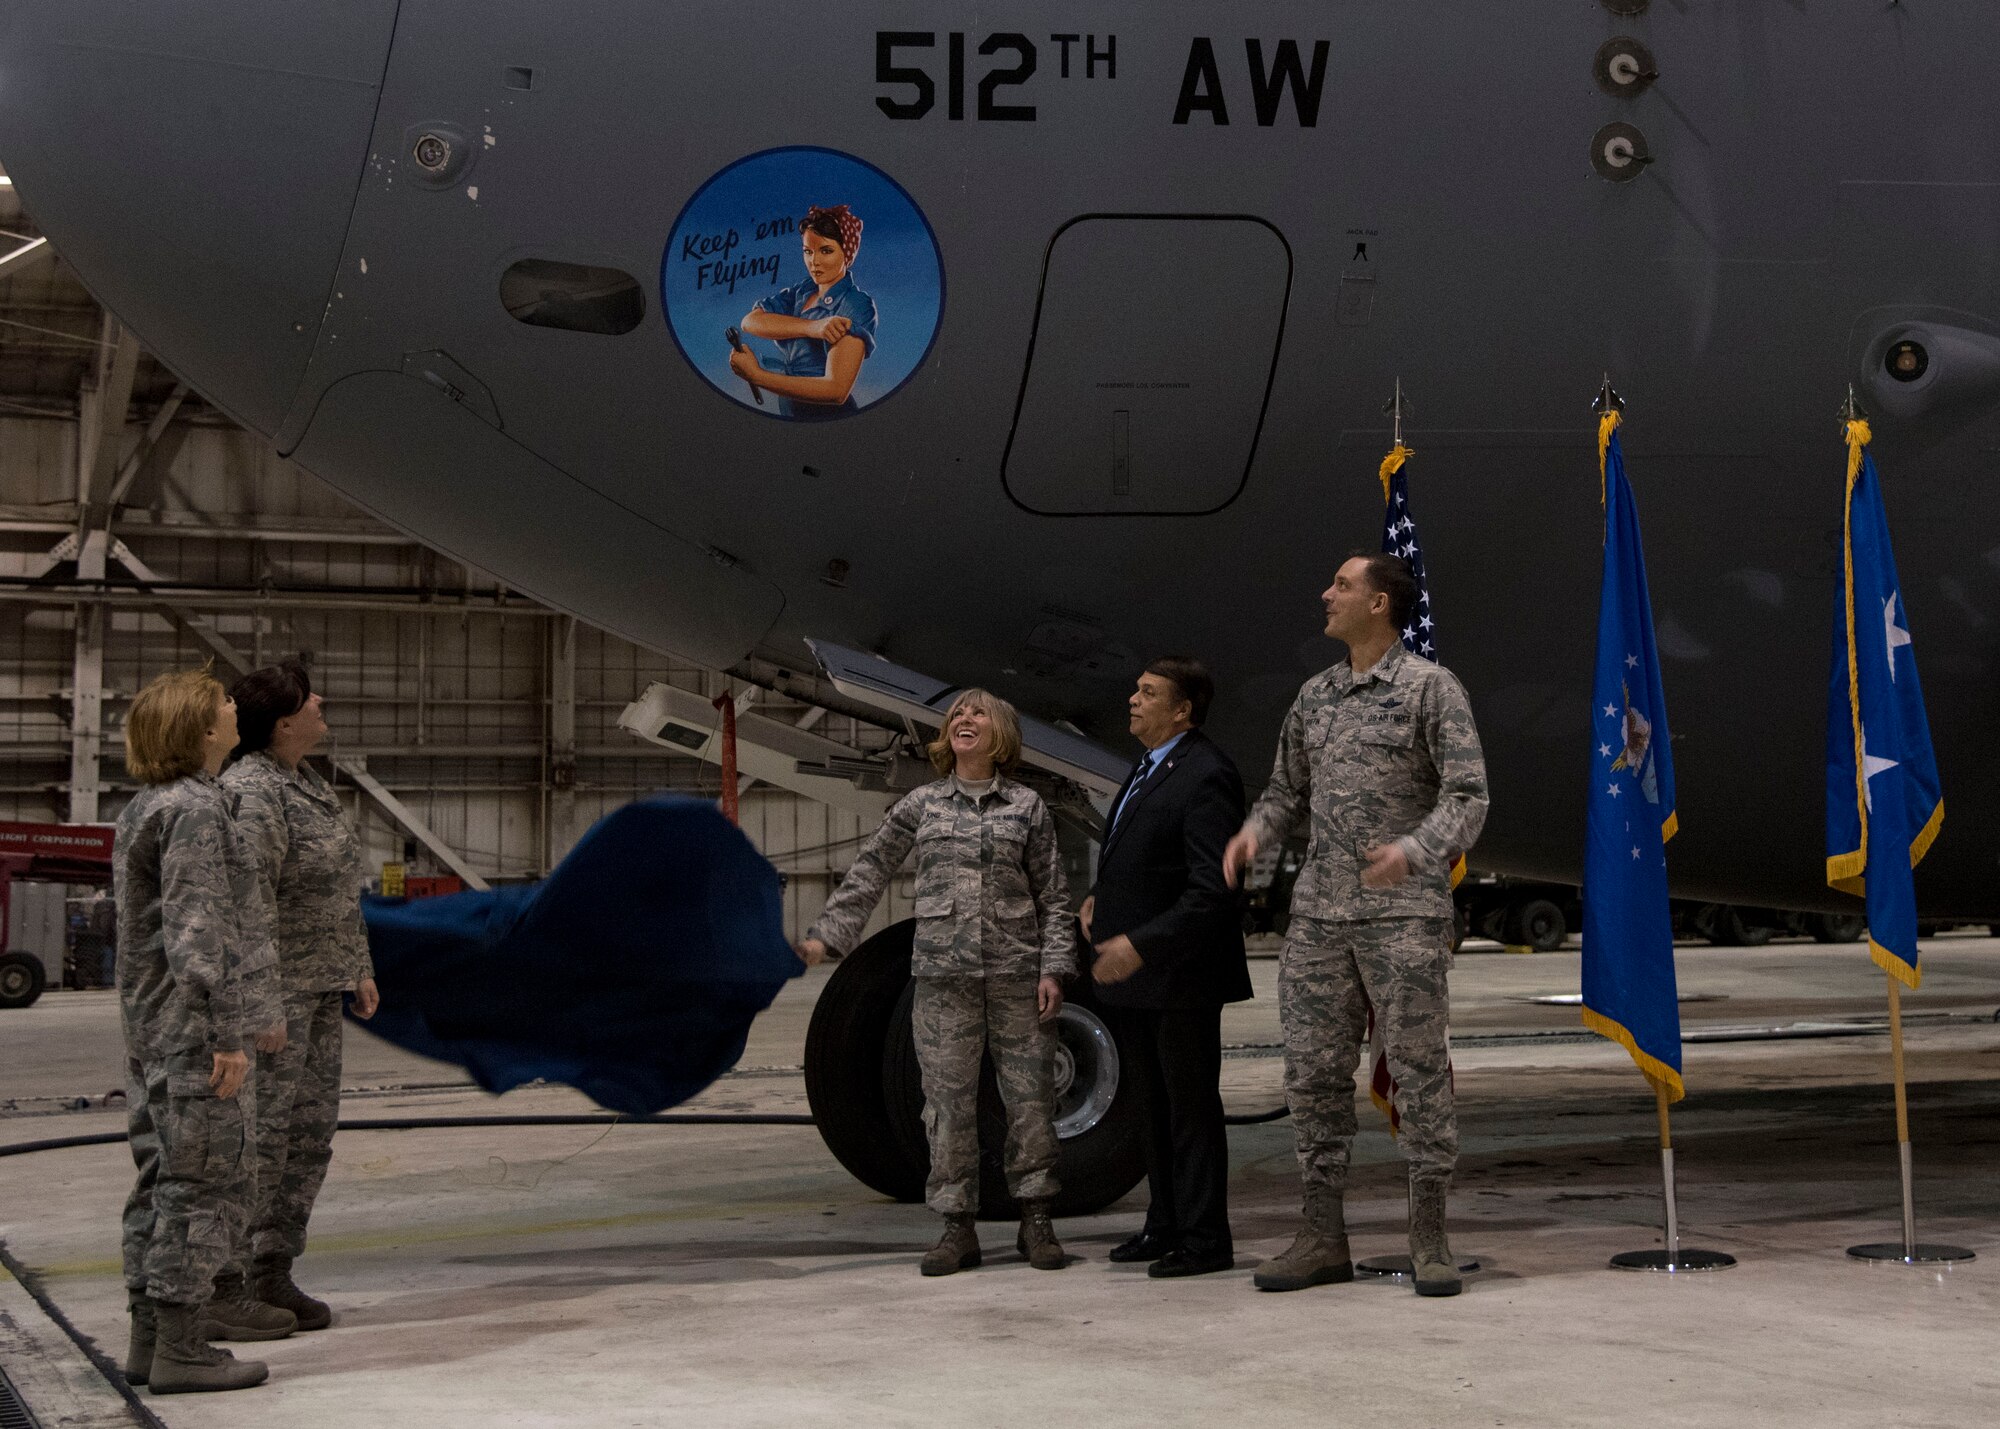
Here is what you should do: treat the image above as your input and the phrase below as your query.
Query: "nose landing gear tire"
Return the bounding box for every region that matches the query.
[804,921,1146,1219]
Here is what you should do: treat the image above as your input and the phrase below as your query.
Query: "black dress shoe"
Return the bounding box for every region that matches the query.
[1108,1232,1175,1263]
[1147,1247,1235,1279]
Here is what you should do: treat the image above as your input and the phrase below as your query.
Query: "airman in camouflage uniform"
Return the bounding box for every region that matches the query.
[221,747,372,1327]
[1228,554,1488,1297]
[116,765,285,1392]
[801,691,1077,1275]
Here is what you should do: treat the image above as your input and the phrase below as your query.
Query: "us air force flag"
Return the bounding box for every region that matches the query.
[1580,413,1684,1102]
[1825,420,1943,989]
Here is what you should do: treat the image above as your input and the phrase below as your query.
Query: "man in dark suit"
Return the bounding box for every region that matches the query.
[1085,656,1251,1278]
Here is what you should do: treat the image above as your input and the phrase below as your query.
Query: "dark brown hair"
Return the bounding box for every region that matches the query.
[230,660,312,759]
[1142,656,1214,727]
[1349,552,1420,632]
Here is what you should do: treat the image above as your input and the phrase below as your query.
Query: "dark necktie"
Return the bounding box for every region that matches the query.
[1112,757,1155,832]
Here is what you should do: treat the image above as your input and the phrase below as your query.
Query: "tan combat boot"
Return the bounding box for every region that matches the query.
[146,1301,269,1394]
[1409,1176,1463,1297]
[254,1255,332,1331]
[920,1213,982,1276]
[199,1269,296,1341]
[1014,1200,1066,1270]
[1252,1185,1354,1291]
[123,1291,155,1386]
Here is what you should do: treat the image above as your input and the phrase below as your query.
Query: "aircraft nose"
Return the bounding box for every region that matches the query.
[0,2,400,436]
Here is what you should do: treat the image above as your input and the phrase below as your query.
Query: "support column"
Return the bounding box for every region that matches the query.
[547,615,577,869]
[66,316,138,824]
[66,534,107,822]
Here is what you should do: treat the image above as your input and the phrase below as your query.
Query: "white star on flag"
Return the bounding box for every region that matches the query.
[1607,783,1621,797]
[1599,743,1613,757]
[1884,594,1912,682]
[1603,703,1618,717]
[1625,653,1639,669]
[1861,737,1899,813]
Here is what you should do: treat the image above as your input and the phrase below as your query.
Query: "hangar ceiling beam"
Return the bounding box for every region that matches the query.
[76,317,141,514]
[109,541,257,681]
[0,235,53,281]
[102,383,189,512]
[91,540,493,890]
[329,757,490,891]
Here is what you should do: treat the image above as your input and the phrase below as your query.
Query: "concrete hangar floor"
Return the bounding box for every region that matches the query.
[3,937,1995,1429]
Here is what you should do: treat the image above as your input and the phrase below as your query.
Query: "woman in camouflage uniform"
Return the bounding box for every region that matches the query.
[115,668,284,1394]
[217,660,379,1332]
[798,690,1078,1275]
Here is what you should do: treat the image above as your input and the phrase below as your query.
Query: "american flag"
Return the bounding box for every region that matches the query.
[1368,444,1458,1134]
[1380,447,1438,659]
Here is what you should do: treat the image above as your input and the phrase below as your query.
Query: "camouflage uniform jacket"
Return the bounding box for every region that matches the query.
[113,773,283,1059]
[222,751,373,994]
[1244,644,1488,922]
[808,776,1078,980]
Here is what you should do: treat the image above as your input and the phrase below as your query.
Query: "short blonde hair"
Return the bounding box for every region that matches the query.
[926,688,1023,776]
[124,669,225,785]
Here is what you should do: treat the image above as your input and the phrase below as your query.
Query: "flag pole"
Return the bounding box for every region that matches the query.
[1587,380,1730,1273]
[1609,1079,1733,1272]
[1351,378,1481,1285]
[1656,1084,1678,1264]
[1828,390,1970,1266]
[1845,972,1974,1263]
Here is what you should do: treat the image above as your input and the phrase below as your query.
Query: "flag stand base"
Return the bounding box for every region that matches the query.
[1609,1248,1735,1273]
[1354,1254,1482,1280]
[1846,1242,1974,1264]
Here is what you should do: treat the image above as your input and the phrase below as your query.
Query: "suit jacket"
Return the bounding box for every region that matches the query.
[1088,728,1252,1010]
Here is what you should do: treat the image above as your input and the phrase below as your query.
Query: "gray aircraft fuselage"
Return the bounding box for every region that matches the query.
[2,2,1994,915]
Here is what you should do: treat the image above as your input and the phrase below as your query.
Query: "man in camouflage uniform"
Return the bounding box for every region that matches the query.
[221,664,379,1331]
[116,671,287,1393]
[1225,554,1488,1297]
[799,692,1076,1274]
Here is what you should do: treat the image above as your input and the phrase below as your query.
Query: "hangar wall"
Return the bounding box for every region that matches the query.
[0,416,914,946]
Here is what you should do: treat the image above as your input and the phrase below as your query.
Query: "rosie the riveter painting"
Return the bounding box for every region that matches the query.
[662,147,945,421]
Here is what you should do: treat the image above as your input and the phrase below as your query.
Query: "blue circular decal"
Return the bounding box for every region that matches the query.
[662,147,944,421]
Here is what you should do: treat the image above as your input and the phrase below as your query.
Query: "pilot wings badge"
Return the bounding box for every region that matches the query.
[1609,681,1661,805]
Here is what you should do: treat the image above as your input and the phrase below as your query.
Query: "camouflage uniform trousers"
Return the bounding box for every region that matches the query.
[121,1052,258,1304]
[245,990,345,1263]
[1279,915,1456,1190]
[911,976,1060,1214]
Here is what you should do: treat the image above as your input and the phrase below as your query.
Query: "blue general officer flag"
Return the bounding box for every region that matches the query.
[1580,413,1684,1101]
[1825,420,1943,989]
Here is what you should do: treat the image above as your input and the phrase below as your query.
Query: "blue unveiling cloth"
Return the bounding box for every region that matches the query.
[1824,427,1943,988]
[356,797,802,1116]
[1580,419,1684,1102]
